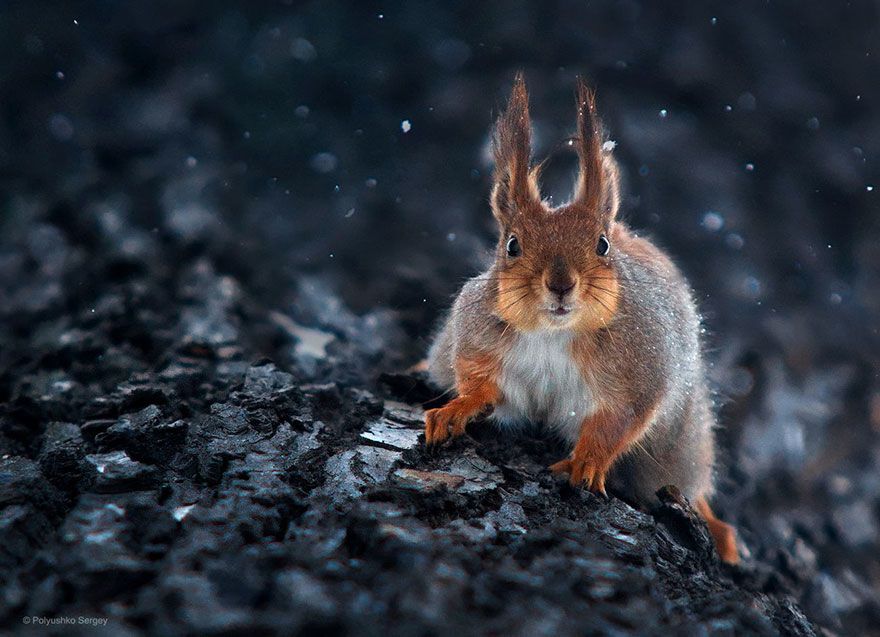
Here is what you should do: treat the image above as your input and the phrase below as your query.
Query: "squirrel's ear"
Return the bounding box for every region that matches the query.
[491,72,540,226]
[599,150,621,222]
[573,78,618,222]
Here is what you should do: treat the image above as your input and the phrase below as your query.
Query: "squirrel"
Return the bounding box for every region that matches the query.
[424,73,739,564]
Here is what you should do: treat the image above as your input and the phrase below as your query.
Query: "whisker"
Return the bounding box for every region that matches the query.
[632,439,673,479]
[461,276,530,284]
[497,290,532,316]
[465,273,529,279]
[452,284,533,313]
[592,275,657,286]
[599,315,616,347]
[423,385,457,403]
[587,282,620,296]
[499,319,513,340]
[586,290,615,317]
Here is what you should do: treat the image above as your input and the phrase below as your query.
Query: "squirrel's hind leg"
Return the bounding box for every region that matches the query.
[696,497,740,564]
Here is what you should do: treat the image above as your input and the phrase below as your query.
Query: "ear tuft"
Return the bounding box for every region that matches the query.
[491,72,538,225]
[573,76,604,212]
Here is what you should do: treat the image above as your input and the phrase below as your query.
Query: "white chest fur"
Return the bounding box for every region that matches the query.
[492,329,596,442]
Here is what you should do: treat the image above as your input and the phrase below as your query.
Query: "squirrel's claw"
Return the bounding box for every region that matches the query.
[424,406,468,446]
[424,407,448,445]
[550,456,608,496]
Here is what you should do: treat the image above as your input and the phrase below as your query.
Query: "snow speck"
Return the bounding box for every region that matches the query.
[55,71,65,80]
[73,19,79,25]
[311,152,338,174]
[867,185,874,192]
[701,211,725,232]
[659,109,668,118]
[401,119,412,133]
[344,208,355,218]
[378,13,384,19]
[185,156,198,168]
[446,232,456,242]
[806,117,820,130]
[295,105,310,118]
[710,17,718,25]
[724,104,732,112]
[243,130,251,140]
[602,140,617,152]
[745,163,755,172]
[829,293,843,305]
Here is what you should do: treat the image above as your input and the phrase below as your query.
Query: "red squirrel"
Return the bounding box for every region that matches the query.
[424,74,739,564]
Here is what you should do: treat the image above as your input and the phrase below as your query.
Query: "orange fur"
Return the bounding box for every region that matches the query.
[493,216,622,334]
[424,355,500,445]
[495,273,540,331]
[550,401,658,495]
[696,497,740,564]
[576,259,620,332]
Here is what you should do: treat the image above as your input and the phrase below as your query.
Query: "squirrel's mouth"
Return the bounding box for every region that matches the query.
[547,306,572,317]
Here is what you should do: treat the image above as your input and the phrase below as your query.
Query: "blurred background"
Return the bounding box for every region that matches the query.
[0,0,878,632]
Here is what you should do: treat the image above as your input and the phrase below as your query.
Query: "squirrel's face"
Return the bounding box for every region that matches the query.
[490,74,621,333]
[494,204,620,332]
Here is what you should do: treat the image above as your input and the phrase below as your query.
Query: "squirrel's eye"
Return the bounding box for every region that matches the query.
[596,234,610,256]
[506,235,521,257]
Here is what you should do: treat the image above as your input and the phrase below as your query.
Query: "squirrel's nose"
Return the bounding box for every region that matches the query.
[546,278,575,299]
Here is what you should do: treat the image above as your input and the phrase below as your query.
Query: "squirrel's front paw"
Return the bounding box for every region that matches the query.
[550,455,609,496]
[424,406,469,445]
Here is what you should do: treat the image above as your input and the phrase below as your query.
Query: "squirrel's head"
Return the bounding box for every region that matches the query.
[491,73,621,333]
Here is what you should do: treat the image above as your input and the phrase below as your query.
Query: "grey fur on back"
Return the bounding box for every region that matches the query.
[427,276,504,388]
[601,243,716,503]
